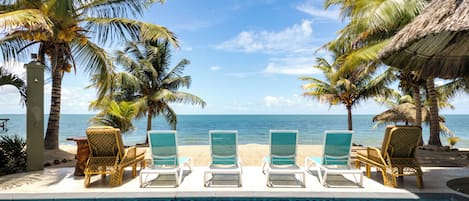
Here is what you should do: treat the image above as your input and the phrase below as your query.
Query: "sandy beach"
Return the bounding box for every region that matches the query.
[50,144,323,167]
[47,144,469,168]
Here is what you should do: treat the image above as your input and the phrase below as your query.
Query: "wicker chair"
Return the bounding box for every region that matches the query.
[355,125,423,188]
[84,126,146,187]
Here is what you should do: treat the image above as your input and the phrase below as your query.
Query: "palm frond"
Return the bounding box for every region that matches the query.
[0,66,26,104]
[0,35,33,61]
[0,9,52,33]
[85,17,178,48]
[79,0,162,19]
[161,104,177,129]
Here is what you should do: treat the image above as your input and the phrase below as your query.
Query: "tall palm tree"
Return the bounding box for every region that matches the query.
[0,0,177,150]
[95,39,206,144]
[321,0,458,145]
[0,66,26,104]
[300,56,393,130]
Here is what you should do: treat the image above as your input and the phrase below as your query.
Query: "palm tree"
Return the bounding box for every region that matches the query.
[0,0,177,150]
[0,66,26,104]
[90,100,137,133]
[300,56,393,130]
[95,39,206,144]
[321,0,458,145]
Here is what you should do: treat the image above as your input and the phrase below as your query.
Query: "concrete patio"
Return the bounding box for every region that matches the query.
[0,166,468,200]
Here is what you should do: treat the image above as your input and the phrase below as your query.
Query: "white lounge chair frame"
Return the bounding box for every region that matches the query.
[204,130,243,187]
[305,130,363,187]
[139,130,193,187]
[262,130,305,187]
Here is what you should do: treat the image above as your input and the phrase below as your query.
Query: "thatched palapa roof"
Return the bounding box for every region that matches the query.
[373,103,445,125]
[379,0,469,79]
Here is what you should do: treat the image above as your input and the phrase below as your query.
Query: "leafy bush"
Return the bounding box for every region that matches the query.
[0,135,27,176]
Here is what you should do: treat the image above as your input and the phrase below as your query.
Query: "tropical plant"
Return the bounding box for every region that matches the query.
[0,135,27,176]
[0,0,177,150]
[300,56,393,130]
[447,136,460,149]
[0,66,26,105]
[90,100,138,133]
[92,39,206,144]
[321,0,460,146]
[373,90,453,136]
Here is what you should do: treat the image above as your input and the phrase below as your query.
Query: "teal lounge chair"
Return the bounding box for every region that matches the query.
[261,130,305,187]
[204,130,242,187]
[305,130,363,187]
[139,130,192,187]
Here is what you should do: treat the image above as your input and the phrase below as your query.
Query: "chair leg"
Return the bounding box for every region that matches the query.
[132,163,137,177]
[316,167,323,184]
[139,171,144,188]
[261,159,267,174]
[204,172,209,187]
[176,168,181,187]
[110,168,124,187]
[301,172,306,187]
[321,169,327,186]
[365,164,371,178]
[416,175,424,188]
[239,171,243,187]
[84,174,91,187]
[380,167,389,186]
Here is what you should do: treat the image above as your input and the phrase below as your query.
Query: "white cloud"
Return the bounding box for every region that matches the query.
[264,96,296,107]
[296,1,341,21]
[210,65,221,71]
[183,47,193,52]
[263,56,321,75]
[264,63,315,75]
[216,20,314,54]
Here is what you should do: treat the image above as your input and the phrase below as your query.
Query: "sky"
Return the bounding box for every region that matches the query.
[1,0,468,115]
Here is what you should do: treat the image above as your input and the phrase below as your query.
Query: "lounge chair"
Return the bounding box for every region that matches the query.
[355,125,423,188]
[261,130,305,187]
[305,130,363,187]
[139,130,192,187]
[204,130,242,187]
[84,126,146,187]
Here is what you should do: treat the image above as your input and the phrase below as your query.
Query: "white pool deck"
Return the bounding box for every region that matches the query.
[0,166,468,200]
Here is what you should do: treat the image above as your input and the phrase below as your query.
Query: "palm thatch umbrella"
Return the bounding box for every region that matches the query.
[373,103,445,125]
[379,0,469,79]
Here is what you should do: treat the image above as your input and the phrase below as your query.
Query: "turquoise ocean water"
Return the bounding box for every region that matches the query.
[1,114,468,148]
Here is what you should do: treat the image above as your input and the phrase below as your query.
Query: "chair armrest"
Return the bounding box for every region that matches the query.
[123,146,137,159]
[367,147,387,165]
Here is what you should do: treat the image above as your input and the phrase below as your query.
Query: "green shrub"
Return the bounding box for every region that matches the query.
[0,135,27,176]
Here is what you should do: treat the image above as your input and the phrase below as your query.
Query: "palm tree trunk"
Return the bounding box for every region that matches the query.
[412,83,424,145]
[44,69,63,150]
[426,77,441,146]
[346,105,353,130]
[145,109,153,144]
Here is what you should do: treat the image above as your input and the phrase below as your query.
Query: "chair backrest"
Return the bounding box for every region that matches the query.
[86,126,125,160]
[269,130,298,166]
[321,130,354,166]
[148,130,179,167]
[209,130,238,165]
[383,126,422,159]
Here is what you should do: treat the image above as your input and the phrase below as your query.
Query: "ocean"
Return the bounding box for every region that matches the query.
[1,114,468,148]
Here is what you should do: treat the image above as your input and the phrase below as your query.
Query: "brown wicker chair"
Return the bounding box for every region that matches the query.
[84,126,146,187]
[355,125,423,188]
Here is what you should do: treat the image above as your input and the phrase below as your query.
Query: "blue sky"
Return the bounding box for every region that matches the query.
[1,0,468,114]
